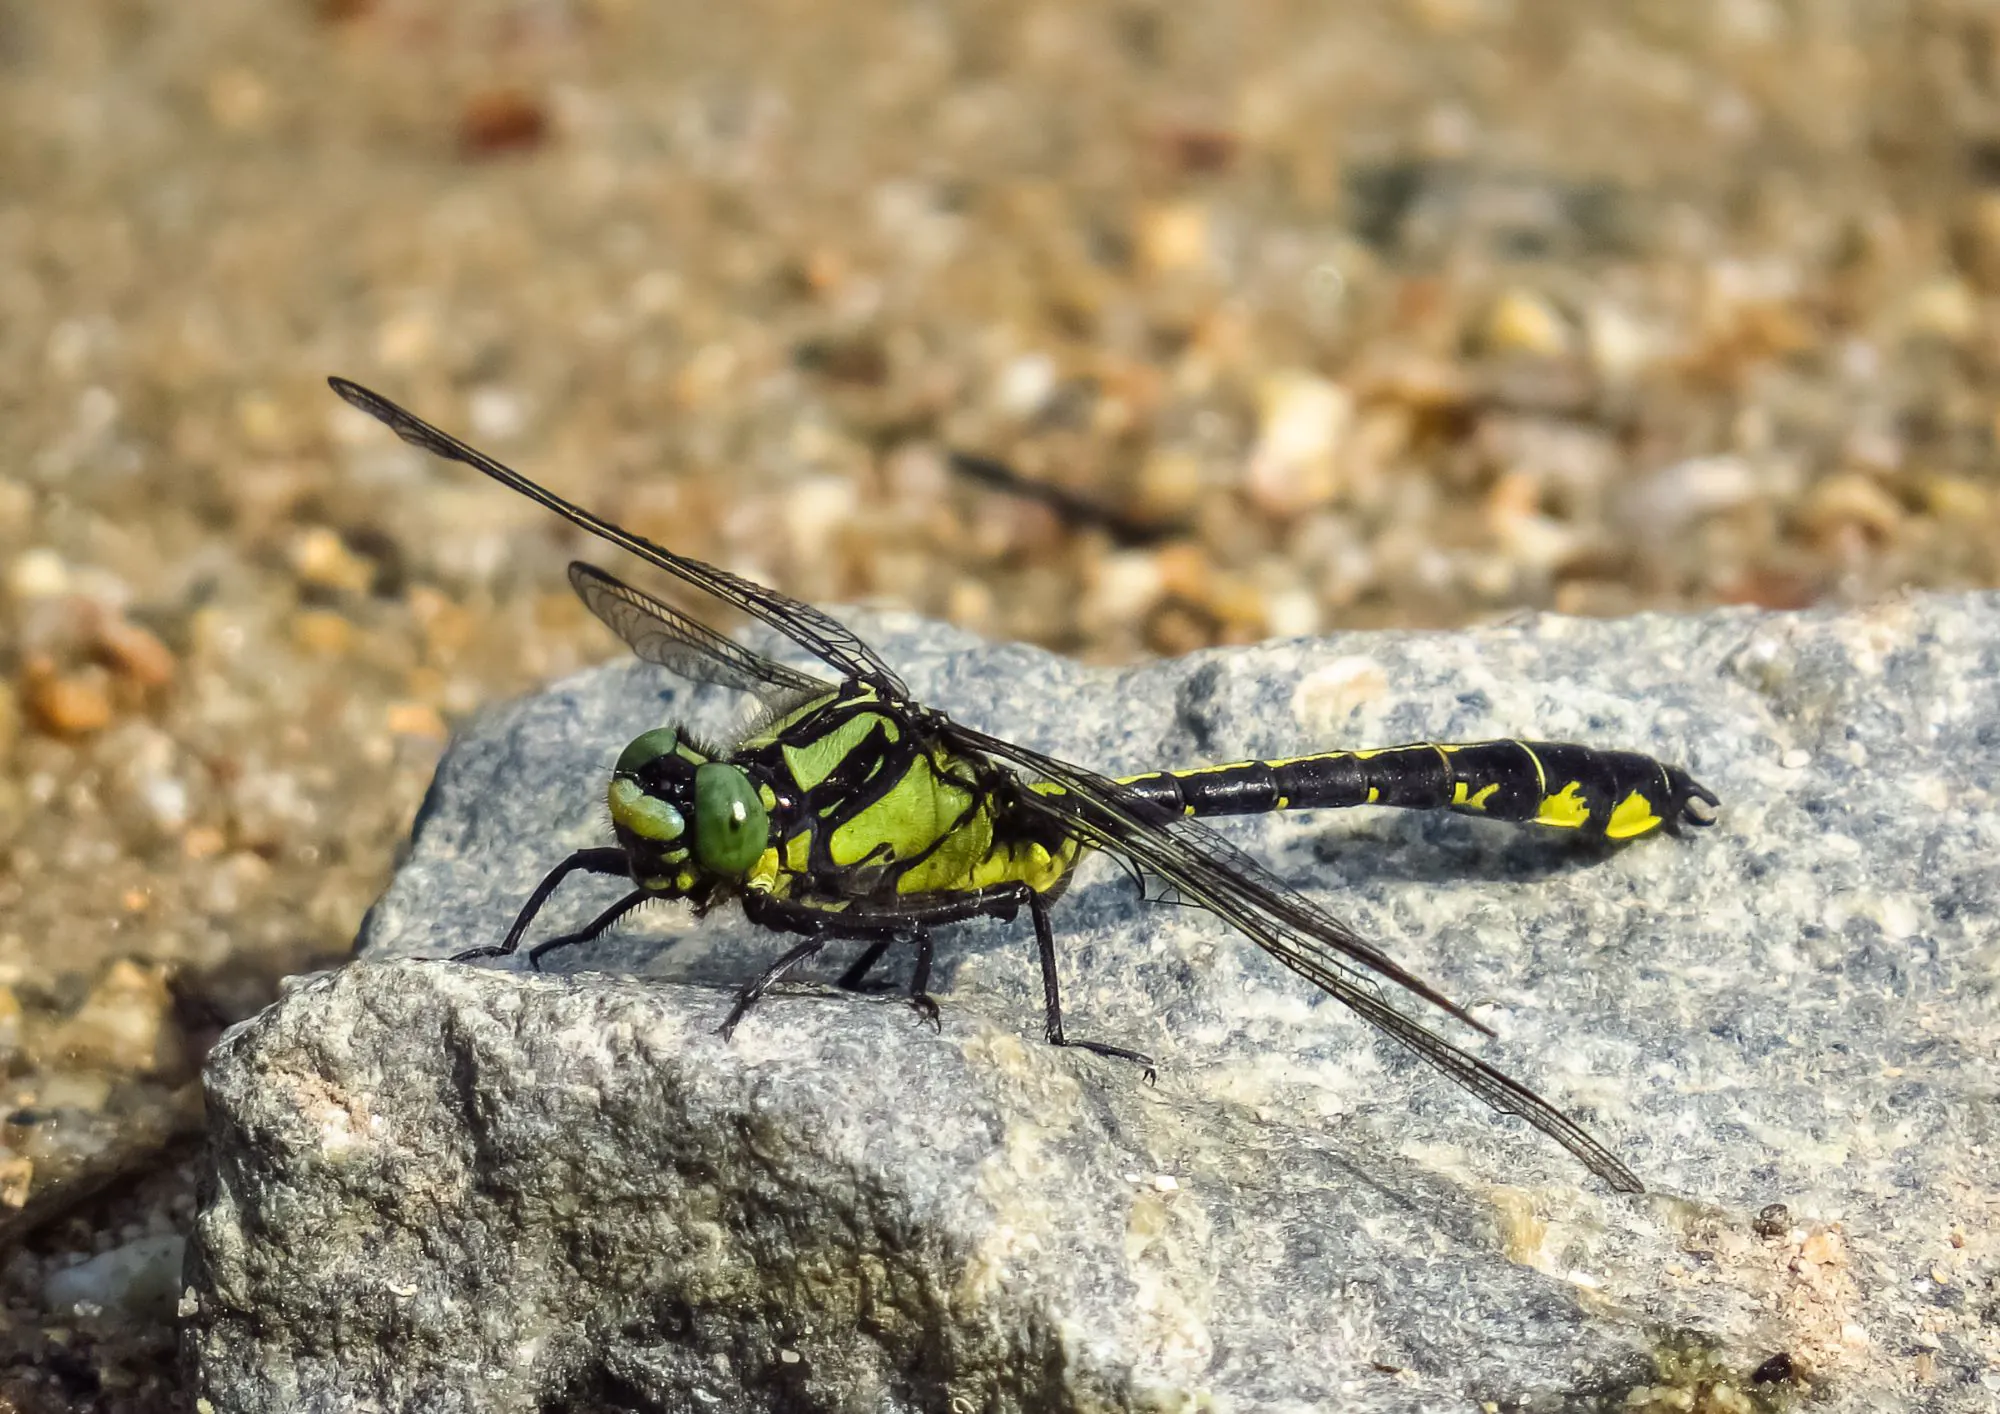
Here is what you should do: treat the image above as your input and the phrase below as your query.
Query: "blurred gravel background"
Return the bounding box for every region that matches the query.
[6,1,2000,1408]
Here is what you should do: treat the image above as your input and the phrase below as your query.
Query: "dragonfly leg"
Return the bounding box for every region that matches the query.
[907,931,940,1031]
[834,939,895,992]
[1030,894,1156,1082]
[525,889,654,971]
[453,847,630,962]
[719,936,830,1039]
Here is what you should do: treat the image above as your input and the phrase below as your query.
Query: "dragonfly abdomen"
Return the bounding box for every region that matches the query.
[1118,740,1716,840]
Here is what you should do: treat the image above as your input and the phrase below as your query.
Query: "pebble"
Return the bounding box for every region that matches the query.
[0,1155,30,1209]
[1481,288,1572,358]
[468,386,528,442]
[291,609,357,656]
[49,959,187,1078]
[44,1234,186,1323]
[1585,300,1658,380]
[7,548,70,600]
[1246,372,1352,516]
[385,702,449,741]
[23,661,114,737]
[1080,550,1166,632]
[94,615,176,688]
[1622,455,1761,534]
[0,987,20,1066]
[1801,474,1903,545]
[993,353,1058,419]
[1136,201,1212,275]
[1904,276,1979,343]
[1135,449,1204,521]
[203,60,270,131]
[290,527,375,594]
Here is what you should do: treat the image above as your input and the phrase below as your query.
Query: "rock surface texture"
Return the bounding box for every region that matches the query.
[186,597,1999,1412]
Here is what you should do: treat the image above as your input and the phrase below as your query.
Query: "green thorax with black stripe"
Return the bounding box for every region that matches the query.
[606,683,1086,913]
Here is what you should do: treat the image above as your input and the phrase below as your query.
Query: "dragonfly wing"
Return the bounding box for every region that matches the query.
[329,377,910,698]
[570,562,831,705]
[943,719,1644,1193]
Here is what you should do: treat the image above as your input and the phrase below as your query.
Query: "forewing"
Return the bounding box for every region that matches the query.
[570,562,830,707]
[329,377,910,697]
[944,719,1644,1193]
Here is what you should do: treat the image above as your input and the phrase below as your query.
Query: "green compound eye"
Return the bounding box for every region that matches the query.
[616,727,681,777]
[693,762,769,876]
[607,776,685,843]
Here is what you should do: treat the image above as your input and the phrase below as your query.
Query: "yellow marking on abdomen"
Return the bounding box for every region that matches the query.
[1536,781,1591,828]
[1452,781,1500,811]
[1605,790,1663,840]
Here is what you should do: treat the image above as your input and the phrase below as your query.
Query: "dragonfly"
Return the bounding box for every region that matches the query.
[330,376,1718,1192]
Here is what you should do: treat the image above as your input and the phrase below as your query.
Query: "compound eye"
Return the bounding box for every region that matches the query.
[608,777,685,843]
[616,727,680,777]
[693,763,769,876]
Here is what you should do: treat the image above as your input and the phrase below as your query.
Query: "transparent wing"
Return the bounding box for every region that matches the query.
[330,377,910,697]
[569,562,831,707]
[943,719,1644,1193]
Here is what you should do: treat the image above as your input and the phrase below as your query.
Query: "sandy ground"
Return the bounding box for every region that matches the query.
[5,1,2000,1408]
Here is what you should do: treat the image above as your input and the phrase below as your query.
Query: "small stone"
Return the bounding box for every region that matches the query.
[1080,551,1166,633]
[6,548,69,600]
[1801,474,1903,546]
[205,68,270,132]
[1622,456,1760,534]
[386,702,449,741]
[35,1071,113,1112]
[0,1155,30,1208]
[182,825,228,860]
[234,392,291,453]
[468,387,528,442]
[49,959,187,1078]
[0,988,20,1066]
[993,353,1058,419]
[1136,201,1212,275]
[291,527,376,594]
[23,661,114,737]
[1480,288,1571,358]
[373,311,438,370]
[1264,587,1321,639]
[1904,276,1979,343]
[1135,449,1204,521]
[291,609,356,656]
[94,615,176,688]
[1246,372,1352,516]
[44,1235,186,1323]
[460,89,550,158]
[1920,475,1988,523]
[1585,301,1658,380]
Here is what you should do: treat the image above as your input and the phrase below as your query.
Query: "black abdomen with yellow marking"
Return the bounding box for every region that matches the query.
[1117,741,1717,841]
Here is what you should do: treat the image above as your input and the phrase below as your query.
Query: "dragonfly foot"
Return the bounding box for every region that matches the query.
[1055,1036,1157,1084]
[907,992,941,1032]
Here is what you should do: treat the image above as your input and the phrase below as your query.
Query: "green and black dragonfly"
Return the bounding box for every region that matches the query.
[331,376,1717,1193]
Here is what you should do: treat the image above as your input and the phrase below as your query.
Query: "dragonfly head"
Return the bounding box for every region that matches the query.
[607,726,771,892]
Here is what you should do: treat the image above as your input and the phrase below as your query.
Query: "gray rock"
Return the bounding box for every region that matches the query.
[186,596,2000,1412]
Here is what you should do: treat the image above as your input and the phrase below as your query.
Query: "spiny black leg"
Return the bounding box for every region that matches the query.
[1030,894,1156,1081]
[453,847,629,962]
[526,889,653,971]
[719,936,829,1039]
[835,939,895,993]
[907,931,939,1031]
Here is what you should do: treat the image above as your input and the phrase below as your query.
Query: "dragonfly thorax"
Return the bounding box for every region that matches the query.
[606,726,771,893]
